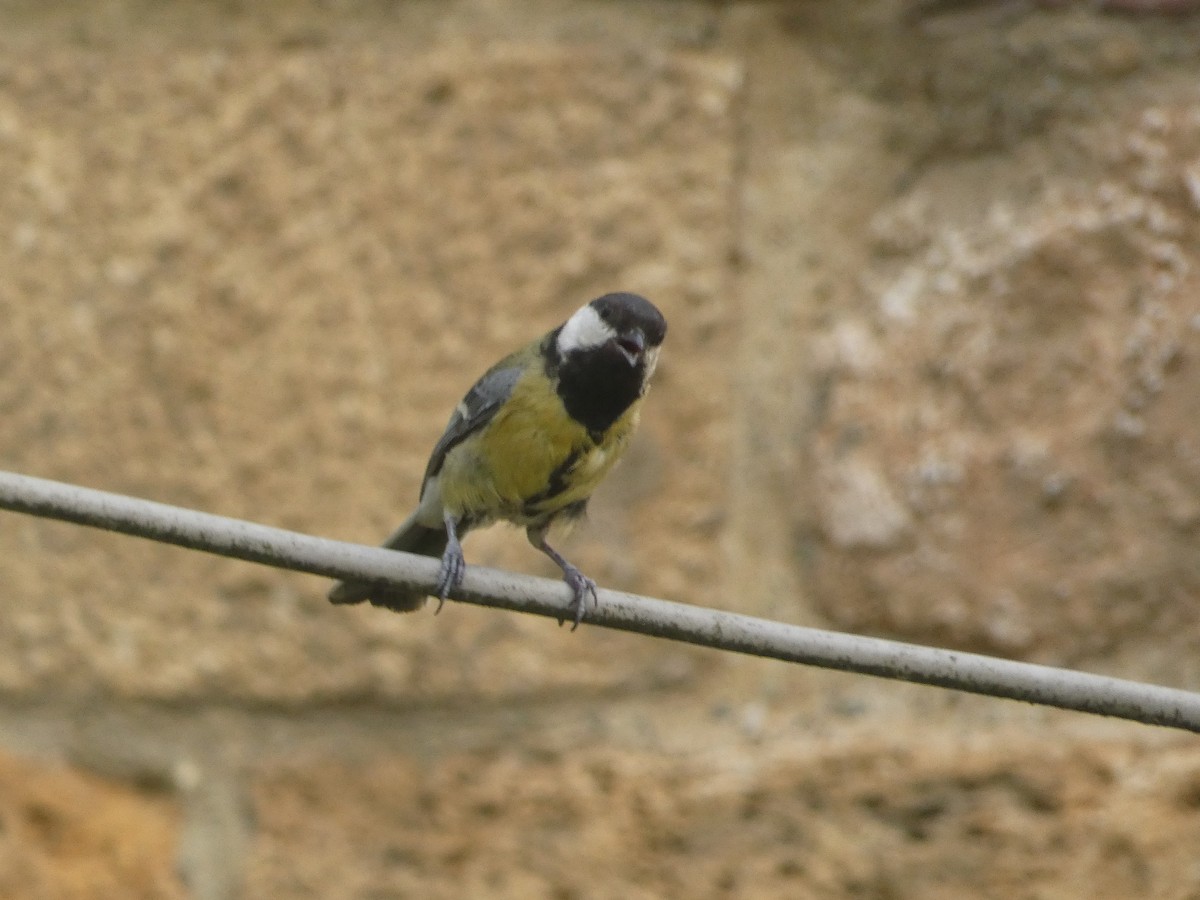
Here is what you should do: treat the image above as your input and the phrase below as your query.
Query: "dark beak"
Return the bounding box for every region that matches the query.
[614,330,645,366]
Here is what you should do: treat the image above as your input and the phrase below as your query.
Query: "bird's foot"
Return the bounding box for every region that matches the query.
[434,535,465,614]
[560,564,598,632]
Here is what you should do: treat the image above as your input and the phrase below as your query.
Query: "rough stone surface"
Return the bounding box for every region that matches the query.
[0,24,737,704]
[0,751,184,900]
[1,2,1200,898]
[245,732,1200,899]
[810,86,1200,677]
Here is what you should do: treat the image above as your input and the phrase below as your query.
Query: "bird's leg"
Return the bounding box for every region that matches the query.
[527,525,598,631]
[434,512,465,613]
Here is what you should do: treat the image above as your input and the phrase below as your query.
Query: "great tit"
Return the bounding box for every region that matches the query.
[328,292,667,628]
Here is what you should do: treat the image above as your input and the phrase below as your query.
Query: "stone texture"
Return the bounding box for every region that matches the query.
[245,732,1200,899]
[0,26,738,704]
[810,89,1200,678]
[0,751,184,899]
[1,3,1200,899]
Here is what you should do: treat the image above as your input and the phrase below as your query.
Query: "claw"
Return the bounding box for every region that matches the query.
[434,513,466,614]
[561,564,598,631]
[527,525,600,630]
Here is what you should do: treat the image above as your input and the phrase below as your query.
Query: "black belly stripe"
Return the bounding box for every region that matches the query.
[521,446,584,516]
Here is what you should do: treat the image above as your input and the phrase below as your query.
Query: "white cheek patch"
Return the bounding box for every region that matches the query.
[557,304,615,355]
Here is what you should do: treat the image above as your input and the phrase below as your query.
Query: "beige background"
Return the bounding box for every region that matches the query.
[1,1,1200,897]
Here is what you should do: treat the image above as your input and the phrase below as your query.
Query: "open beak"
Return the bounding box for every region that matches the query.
[614,330,645,366]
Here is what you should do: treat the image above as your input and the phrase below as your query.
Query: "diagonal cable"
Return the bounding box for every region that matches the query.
[1,469,1199,732]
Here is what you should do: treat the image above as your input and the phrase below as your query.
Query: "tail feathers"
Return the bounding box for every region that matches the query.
[328,514,449,611]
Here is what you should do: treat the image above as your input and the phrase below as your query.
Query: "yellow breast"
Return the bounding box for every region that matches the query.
[436,369,640,525]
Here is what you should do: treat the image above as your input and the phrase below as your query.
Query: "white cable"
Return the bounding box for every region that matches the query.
[2,469,1198,732]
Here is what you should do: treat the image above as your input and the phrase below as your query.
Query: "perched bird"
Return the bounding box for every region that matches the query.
[328,292,667,628]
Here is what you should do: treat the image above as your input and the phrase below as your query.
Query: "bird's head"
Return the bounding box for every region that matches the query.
[556,292,667,384]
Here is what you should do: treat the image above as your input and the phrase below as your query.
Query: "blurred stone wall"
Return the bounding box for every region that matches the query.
[1,1,1200,897]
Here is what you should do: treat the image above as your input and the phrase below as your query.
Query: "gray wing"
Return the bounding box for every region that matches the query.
[419,363,524,492]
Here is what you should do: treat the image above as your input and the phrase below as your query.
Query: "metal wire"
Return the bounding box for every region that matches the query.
[2,469,1199,732]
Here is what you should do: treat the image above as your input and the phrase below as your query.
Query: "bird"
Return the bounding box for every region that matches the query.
[328,291,667,629]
